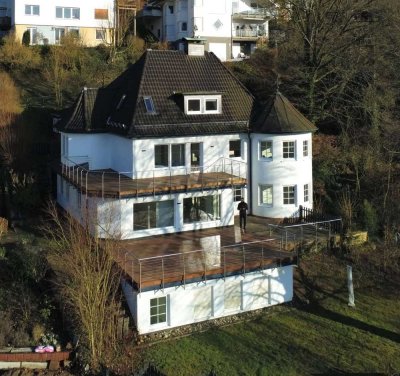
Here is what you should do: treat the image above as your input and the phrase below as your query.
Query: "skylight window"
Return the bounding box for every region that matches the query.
[116,94,126,110]
[143,96,156,114]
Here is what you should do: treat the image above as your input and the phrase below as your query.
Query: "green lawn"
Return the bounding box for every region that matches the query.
[142,253,400,376]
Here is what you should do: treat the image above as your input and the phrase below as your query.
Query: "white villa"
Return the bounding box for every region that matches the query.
[0,0,124,45]
[55,43,317,335]
[139,0,274,60]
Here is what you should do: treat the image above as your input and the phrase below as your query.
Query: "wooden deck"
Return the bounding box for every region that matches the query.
[58,165,246,198]
[113,217,297,291]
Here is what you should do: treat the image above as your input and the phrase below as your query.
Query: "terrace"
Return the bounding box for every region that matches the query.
[113,216,298,292]
[58,157,247,199]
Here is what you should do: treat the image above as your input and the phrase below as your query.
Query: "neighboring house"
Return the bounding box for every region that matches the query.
[0,0,141,46]
[139,0,274,60]
[55,42,316,334]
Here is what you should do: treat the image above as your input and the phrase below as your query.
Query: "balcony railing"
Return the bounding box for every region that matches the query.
[232,9,271,21]
[59,156,247,198]
[116,239,297,291]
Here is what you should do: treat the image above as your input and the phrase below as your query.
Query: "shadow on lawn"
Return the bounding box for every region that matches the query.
[299,303,400,344]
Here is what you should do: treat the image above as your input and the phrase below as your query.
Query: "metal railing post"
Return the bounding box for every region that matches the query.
[153,170,155,197]
[242,245,246,276]
[183,252,186,288]
[161,258,165,292]
[223,248,226,280]
[203,250,207,282]
[139,261,142,295]
[102,172,105,200]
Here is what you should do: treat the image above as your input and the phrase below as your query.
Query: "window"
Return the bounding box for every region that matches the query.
[283,186,295,205]
[143,96,156,113]
[260,141,273,160]
[134,201,174,231]
[27,27,38,44]
[150,297,167,325]
[68,28,79,38]
[168,5,174,14]
[304,184,309,202]
[283,141,295,159]
[205,99,218,111]
[56,7,80,19]
[190,143,201,168]
[25,5,39,15]
[155,145,169,168]
[188,99,201,113]
[94,8,108,20]
[181,22,187,31]
[234,186,243,202]
[184,95,221,115]
[55,28,65,43]
[184,195,221,223]
[155,144,185,168]
[303,140,309,157]
[229,140,241,158]
[96,29,105,40]
[260,185,273,205]
[116,94,126,110]
[171,144,185,167]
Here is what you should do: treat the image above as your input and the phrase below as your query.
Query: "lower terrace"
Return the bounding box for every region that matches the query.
[113,216,297,292]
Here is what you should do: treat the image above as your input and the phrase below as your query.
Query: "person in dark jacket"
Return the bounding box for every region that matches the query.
[237,198,248,231]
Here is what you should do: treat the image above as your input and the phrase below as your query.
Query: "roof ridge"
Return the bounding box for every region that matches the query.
[130,51,149,128]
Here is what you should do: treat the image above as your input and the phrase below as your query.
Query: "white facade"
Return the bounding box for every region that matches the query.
[122,265,293,334]
[5,0,114,45]
[250,132,313,218]
[58,131,249,239]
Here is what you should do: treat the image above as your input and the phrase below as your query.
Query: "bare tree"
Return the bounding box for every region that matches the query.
[44,202,122,370]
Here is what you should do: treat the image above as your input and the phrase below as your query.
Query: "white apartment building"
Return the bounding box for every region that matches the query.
[140,0,273,61]
[1,0,115,45]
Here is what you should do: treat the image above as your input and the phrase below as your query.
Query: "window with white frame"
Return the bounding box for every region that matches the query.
[234,186,243,202]
[184,95,221,115]
[154,144,185,168]
[27,27,38,44]
[283,185,295,205]
[25,5,39,15]
[56,7,80,19]
[260,140,273,160]
[134,201,174,231]
[260,185,273,206]
[96,29,105,40]
[150,297,167,325]
[229,140,241,158]
[304,184,309,202]
[55,27,65,43]
[183,195,220,223]
[283,141,295,159]
[303,140,309,157]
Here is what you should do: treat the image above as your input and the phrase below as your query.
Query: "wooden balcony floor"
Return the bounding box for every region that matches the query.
[61,168,246,198]
[113,216,296,290]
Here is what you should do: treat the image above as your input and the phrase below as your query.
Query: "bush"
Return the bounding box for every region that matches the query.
[361,199,378,236]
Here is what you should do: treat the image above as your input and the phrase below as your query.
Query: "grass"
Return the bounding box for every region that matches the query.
[142,252,400,376]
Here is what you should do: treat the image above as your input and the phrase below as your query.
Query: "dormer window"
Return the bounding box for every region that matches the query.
[184,95,221,115]
[143,96,156,114]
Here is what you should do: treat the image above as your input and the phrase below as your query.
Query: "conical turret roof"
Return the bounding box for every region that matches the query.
[252,91,317,134]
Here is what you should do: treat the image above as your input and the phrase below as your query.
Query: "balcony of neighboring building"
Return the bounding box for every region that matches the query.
[232,23,267,41]
[117,0,143,10]
[57,157,247,199]
[137,4,163,18]
[232,7,271,22]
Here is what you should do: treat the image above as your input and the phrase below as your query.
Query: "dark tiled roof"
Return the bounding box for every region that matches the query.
[58,50,254,137]
[58,50,317,137]
[251,92,317,134]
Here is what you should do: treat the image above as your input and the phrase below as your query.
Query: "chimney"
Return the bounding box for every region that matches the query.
[182,37,206,56]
